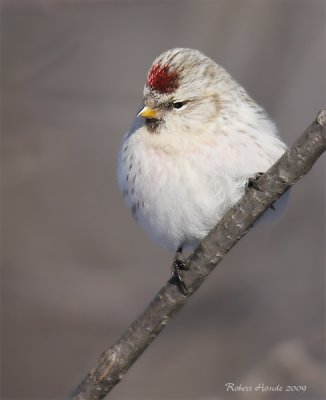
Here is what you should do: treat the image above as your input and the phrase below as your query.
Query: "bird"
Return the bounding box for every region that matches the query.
[117,48,287,290]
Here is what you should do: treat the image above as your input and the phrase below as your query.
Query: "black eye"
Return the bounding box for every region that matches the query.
[172,102,184,109]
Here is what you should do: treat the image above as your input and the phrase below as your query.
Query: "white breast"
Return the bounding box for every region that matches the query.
[119,127,244,251]
[118,108,286,252]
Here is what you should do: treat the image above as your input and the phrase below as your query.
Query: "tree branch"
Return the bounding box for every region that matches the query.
[70,109,326,400]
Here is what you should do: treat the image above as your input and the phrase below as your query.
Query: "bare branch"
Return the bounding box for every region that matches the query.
[70,109,326,400]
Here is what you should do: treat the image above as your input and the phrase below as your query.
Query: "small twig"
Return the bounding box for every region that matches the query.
[70,109,326,400]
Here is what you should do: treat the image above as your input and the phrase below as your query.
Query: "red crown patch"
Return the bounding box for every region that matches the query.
[146,64,179,94]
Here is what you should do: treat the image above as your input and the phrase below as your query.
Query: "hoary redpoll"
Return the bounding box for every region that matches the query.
[118,48,286,288]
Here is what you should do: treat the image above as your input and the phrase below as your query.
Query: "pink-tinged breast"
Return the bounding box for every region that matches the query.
[146,64,179,94]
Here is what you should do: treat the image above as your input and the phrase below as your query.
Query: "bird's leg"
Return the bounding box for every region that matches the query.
[247,172,275,210]
[171,246,189,294]
[248,172,263,191]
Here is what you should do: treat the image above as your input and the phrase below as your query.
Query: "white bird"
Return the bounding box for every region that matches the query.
[118,48,286,288]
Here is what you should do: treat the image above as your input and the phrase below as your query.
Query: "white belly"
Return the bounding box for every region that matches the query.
[118,135,246,251]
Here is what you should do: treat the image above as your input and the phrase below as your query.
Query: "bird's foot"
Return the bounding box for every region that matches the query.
[248,172,264,191]
[170,246,189,295]
[248,172,276,210]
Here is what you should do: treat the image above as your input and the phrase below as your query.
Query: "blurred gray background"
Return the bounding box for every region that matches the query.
[1,1,325,399]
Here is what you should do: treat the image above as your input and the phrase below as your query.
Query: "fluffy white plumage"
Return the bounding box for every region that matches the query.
[118,48,286,252]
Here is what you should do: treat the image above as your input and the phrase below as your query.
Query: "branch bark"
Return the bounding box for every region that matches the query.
[70,109,326,400]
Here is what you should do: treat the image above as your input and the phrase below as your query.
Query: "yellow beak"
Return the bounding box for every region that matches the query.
[137,106,158,119]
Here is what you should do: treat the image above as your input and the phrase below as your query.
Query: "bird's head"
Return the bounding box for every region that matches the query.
[138,48,225,136]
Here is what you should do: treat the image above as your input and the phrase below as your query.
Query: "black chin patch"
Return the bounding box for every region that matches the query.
[146,118,163,133]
